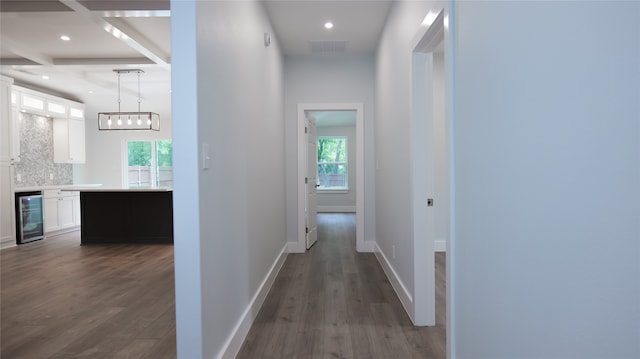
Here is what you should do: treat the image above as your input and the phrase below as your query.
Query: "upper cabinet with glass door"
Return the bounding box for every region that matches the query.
[12,86,86,164]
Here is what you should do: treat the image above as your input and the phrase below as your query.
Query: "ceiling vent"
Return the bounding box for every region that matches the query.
[309,41,348,53]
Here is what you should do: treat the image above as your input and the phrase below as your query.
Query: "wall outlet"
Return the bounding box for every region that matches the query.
[16,173,21,182]
[49,173,54,180]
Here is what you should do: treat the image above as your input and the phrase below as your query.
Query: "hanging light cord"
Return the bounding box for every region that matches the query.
[137,71,142,112]
[117,71,122,113]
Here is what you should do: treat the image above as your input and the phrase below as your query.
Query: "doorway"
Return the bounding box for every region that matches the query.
[409,8,448,326]
[295,103,365,253]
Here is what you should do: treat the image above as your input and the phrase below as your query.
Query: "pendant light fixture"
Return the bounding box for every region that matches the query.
[98,69,160,131]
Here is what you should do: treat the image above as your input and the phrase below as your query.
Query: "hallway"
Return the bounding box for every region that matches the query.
[237,213,446,358]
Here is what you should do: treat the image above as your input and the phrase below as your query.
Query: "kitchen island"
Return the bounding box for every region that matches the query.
[64,187,173,245]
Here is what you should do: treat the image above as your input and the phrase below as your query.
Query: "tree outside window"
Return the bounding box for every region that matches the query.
[126,140,173,188]
[317,137,347,190]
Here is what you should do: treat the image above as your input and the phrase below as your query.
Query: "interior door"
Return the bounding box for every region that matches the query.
[305,113,318,249]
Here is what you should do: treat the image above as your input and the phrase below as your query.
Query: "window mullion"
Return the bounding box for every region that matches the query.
[151,141,158,187]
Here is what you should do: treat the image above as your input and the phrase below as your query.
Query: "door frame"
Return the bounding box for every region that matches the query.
[408,8,446,326]
[295,103,364,252]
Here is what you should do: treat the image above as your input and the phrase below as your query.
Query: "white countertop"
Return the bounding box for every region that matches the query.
[15,184,172,193]
[14,184,103,192]
[61,186,173,192]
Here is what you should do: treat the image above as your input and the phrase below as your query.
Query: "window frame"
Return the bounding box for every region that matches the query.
[122,139,173,188]
[317,135,348,192]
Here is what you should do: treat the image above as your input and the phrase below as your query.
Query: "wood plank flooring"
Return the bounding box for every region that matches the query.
[1,214,446,359]
[237,213,446,359]
[0,232,176,359]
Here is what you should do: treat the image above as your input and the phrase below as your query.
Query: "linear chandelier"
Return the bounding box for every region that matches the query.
[98,69,160,131]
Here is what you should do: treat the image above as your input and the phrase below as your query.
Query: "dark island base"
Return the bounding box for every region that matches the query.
[80,191,173,244]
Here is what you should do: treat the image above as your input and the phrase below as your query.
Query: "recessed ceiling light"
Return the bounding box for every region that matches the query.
[88,90,94,94]
[41,75,49,80]
[60,35,71,41]
[324,22,334,30]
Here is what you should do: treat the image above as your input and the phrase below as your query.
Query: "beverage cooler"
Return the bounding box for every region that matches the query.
[15,191,44,244]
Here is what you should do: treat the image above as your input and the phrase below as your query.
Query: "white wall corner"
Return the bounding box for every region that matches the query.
[374,243,414,321]
[220,244,289,359]
[435,239,447,252]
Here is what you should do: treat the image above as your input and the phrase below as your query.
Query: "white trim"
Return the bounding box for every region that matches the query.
[359,240,376,253]
[297,103,365,252]
[220,244,288,359]
[374,243,414,321]
[45,226,80,238]
[444,3,457,358]
[317,205,355,213]
[411,10,445,53]
[287,241,306,254]
[0,237,16,250]
[435,239,447,252]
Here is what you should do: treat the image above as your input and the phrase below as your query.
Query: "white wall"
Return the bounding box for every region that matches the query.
[79,93,172,186]
[374,0,441,311]
[317,124,356,211]
[451,1,640,357]
[284,55,376,243]
[171,1,286,358]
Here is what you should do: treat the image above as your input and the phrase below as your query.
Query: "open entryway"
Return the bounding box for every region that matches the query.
[294,103,365,253]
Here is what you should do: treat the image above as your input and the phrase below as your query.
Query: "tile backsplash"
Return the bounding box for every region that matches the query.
[14,112,73,187]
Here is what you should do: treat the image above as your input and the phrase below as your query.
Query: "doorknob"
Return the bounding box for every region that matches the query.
[427,198,434,207]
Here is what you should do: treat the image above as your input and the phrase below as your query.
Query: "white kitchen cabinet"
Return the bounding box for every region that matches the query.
[10,86,85,164]
[0,76,16,248]
[44,197,59,233]
[44,189,80,234]
[1,79,19,164]
[73,194,81,226]
[19,92,47,116]
[53,117,85,163]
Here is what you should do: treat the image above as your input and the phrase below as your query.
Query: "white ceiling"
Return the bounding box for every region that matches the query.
[264,1,392,56]
[0,0,393,106]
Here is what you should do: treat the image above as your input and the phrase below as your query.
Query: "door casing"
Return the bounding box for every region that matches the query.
[293,103,365,253]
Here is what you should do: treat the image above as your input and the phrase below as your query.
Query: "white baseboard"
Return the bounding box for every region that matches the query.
[357,240,376,253]
[435,239,447,252]
[287,241,306,253]
[374,243,414,321]
[45,226,80,238]
[220,244,288,359]
[1,237,16,250]
[317,205,356,213]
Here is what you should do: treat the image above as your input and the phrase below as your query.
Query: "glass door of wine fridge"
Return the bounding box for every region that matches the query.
[15,191,44,244]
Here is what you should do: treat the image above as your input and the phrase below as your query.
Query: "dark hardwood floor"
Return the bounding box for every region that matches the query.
[237,213,446,359]
[1,214,445,359]
[0,231,176,359]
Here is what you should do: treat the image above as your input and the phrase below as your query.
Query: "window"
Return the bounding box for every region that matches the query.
[125,140,173,188]
[317,136,347,190]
